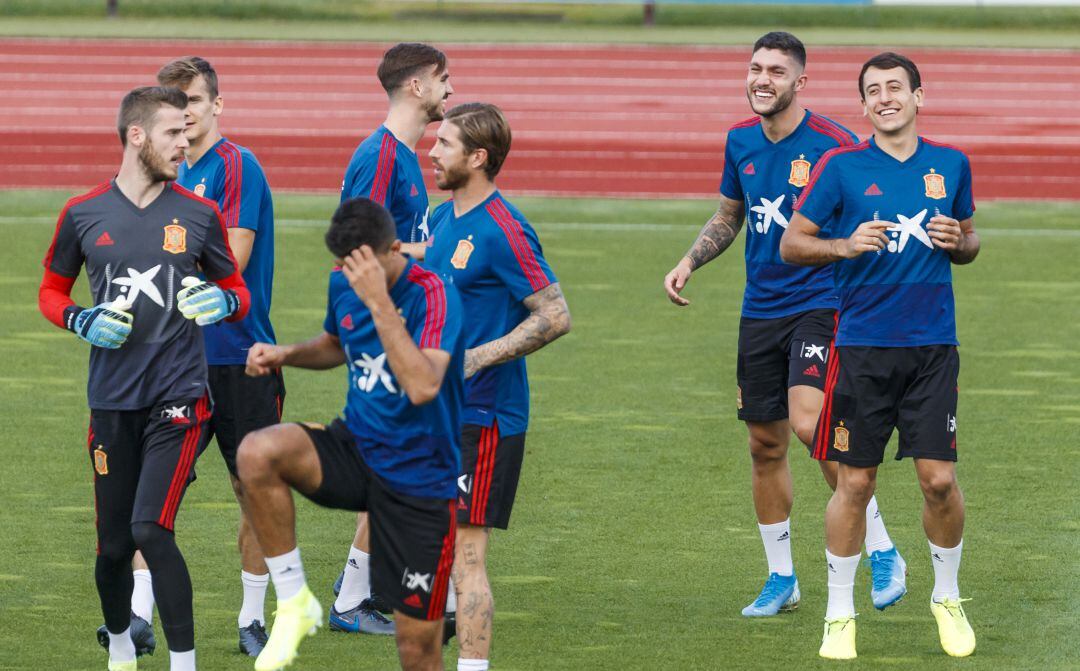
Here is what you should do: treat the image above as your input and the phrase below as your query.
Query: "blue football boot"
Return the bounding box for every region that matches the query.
[328,599,395,635]
[741,572,800,617]
[869,546,907,610]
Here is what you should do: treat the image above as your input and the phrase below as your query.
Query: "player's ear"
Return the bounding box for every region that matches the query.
[470,148,488,172]
[127,124,145,148]
[913,87,924,110]
[213,95,224,116]
[388,239,403,256]
[795,72,807,92]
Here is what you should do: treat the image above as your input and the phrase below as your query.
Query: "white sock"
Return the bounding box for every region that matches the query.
[458,659,489,671]
[238,571,269,627]
[108,627,136,663]
[825,549,860,620]
[863,496,894,554]
[131,569,155,624]
[265,547,306,601]
[929,539,963,601]
[170,648,196,671]
[446,577,457,613]
[334,545,371,612]
[758,519,794,576]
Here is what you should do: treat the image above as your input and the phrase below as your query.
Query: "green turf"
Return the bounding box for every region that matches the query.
[0,189,1078,670]
[4,2,1080,47]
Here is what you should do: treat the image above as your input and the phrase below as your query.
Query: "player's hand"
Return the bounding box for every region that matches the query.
[927,215,963,251]
[664,258,694,306]
[246,342,286,377]
[176,276,239,326]
[70,297,134,349]
[342,246,389,308]
[841,221,891,258]
[464,349,480,379]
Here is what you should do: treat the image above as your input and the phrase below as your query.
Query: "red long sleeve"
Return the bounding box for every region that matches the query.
[216,270,251,323]
[38,269,78,329]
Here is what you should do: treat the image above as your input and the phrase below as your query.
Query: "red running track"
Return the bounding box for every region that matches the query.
[2,38,1078,200]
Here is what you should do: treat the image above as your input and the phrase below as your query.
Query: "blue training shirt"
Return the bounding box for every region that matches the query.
[177,137,276,364]
[795,136,976,348]
[341,126,430,243]
[426,191,558,437]
[719,110,857,319]
[323,258,464,499]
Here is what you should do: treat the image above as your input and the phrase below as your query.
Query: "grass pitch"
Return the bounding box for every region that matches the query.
[0,190,1078,670]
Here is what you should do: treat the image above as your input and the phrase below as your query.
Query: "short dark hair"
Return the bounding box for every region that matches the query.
[377,42,447,94]
[157,56,219,98]
[445,103,512,180]
[859,52,922,98]
[117,86,187,147]
[752,31,806,68]
[325,198,397,257]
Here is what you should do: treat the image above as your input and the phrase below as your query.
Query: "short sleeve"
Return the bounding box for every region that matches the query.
[953,155,976,221]
[794,152,844,229]
[42,208,83,277]
[409,271,459,354]
[486,202,557,303]
[718,135,743,201]
[219,152,267,232]
[342,136,397,206]
[200,207,242,282]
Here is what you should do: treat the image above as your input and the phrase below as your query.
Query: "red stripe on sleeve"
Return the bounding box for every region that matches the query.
[42,182,110,270]
[216,143,243,229]
[808,116,853,147]
[486,199,551,293]
[369,134,397,206]
[38,269,77,328]
[794,141,869,211]
[728,116,762,131]
[406,265,447,349]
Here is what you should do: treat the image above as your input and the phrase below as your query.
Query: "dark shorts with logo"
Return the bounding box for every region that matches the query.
[89,393,213,535]
[736,308,836,423]
[207,365,284,478]
[811,345,960,467]
[457,421,526,530]
[298,419,455,621]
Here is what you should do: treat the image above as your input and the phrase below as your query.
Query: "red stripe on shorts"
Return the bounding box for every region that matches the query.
[427,501,457,620]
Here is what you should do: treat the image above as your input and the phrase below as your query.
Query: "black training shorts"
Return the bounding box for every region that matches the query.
[207,364,284,477]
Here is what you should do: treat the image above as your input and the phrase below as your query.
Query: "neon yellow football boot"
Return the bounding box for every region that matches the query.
[107,660,137,671]
[819,616,857,660]
[255,584,322,671]
[931,598,976,657]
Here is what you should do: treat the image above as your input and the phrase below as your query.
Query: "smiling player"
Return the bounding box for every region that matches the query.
[781,52,980,660]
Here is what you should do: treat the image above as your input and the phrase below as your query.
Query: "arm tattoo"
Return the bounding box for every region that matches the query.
[685,198,745,270]
[465,282,571,376]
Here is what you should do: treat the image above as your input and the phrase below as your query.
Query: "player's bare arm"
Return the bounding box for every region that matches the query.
[664,194,745,306]
[246,332,346,376]
[399,241,426,260]
[227,228,256,272]
[463,282,571,378]
[780,213,891,266]
[928,215,979,264]
[342,246,451,404]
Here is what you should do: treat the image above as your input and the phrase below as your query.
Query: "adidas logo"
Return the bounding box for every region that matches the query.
[828,562,836,573]
[777,531,790,542]
[410,183,419,197]
[803,364,821,378]
[340,314,354,330]
[348,558,360,568]
[864,183,883,196]
[95,232,114,246]
[932,553,944,562]
[404,594,422,608]
[743,162,756,176]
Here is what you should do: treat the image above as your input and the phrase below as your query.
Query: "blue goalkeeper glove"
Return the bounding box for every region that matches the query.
[67,298,134,349]
[176,276,239,326]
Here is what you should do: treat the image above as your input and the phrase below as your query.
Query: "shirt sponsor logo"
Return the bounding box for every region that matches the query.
[750,194,789,234]
[924,169,946,199]
[163,221,187,254]
[802,343,826,361]
[402,569,433,593]
[351,352,398,394]
[886,209,933,254]
[112,264,165,308]
[788,155,811,188]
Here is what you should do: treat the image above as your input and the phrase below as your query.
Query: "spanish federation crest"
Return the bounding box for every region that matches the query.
[833,422,850,453]
[788,154,811,188]
[163,220,187,254]
[451,238,475,270]
[93,446,108,475]
[924,169,946,200]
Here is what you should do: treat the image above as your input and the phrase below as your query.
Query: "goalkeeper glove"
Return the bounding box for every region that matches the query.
[68,297,133,349]
[176,276,240,326]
